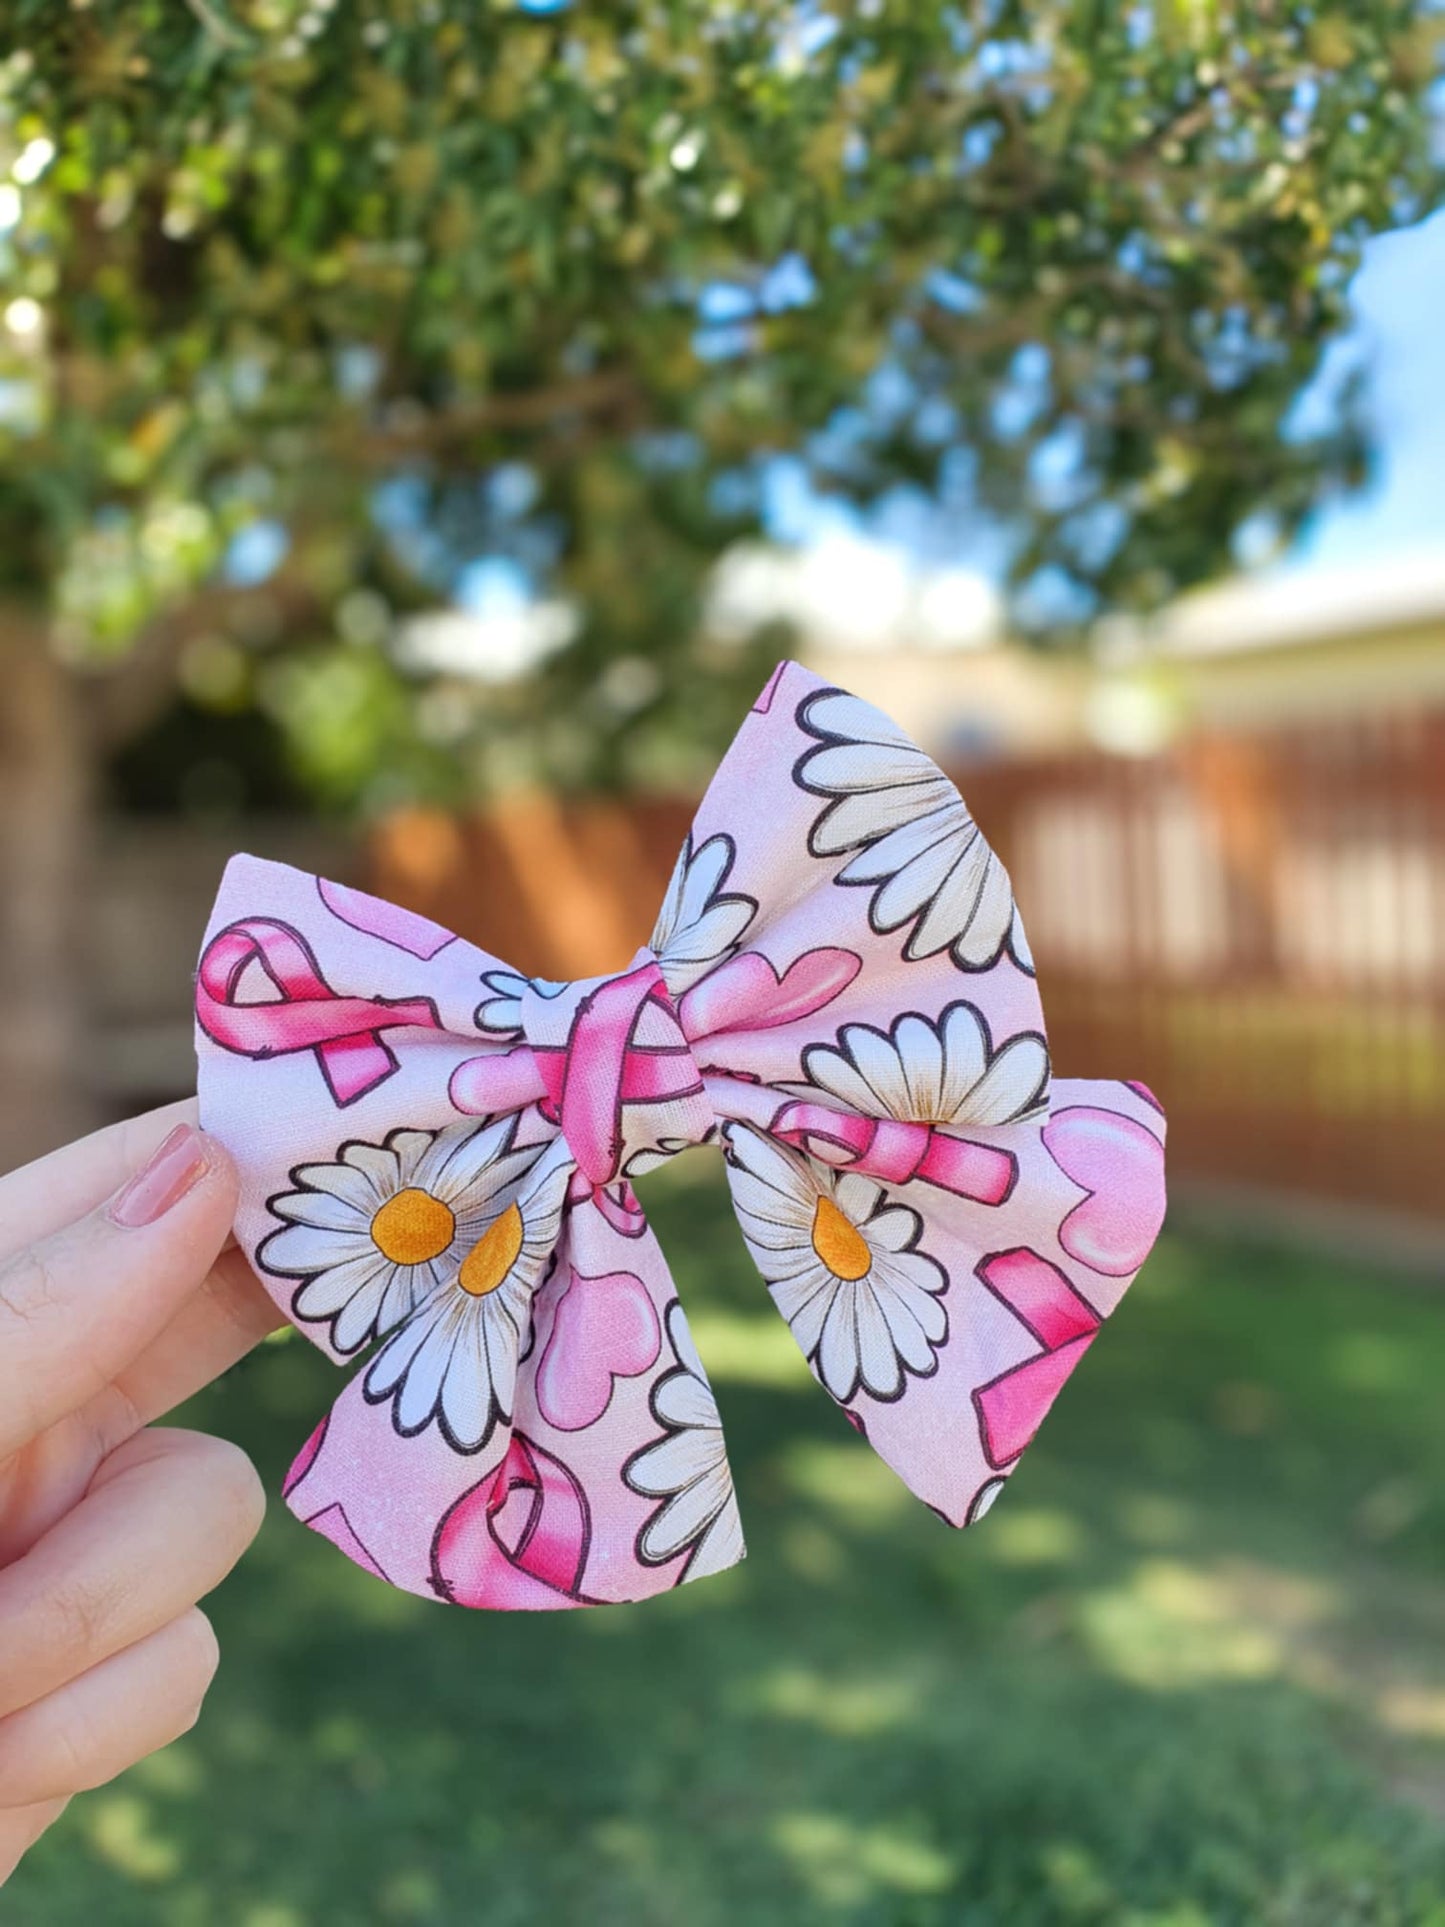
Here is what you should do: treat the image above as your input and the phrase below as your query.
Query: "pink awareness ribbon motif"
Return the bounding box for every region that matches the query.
[194,659,1167,1611]
[971,1248,1104,1468]
[196,916,442,1105]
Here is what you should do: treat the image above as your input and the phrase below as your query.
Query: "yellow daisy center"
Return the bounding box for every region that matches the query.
[811,1194,872,1281]
[458,1202,525,1296]
[371,1188,457,1266]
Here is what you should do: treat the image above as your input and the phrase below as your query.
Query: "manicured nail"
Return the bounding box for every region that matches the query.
[108,1124,211,1228]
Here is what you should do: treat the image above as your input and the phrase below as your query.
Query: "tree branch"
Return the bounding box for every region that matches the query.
[79,573,328,755]
[332,367,643,467]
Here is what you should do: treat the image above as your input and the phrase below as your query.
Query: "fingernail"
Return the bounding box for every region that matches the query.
[108,1124,212,1228]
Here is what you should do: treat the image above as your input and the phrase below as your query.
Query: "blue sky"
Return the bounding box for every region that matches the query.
[759,203,1445,611]
[1286,203,1445,576]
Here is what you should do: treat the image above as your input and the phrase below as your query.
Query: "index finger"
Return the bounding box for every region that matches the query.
[0,1100,199,1264]
[0,1126,239,1460]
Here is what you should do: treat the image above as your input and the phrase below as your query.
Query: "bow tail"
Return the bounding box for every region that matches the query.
[282,1187,744,1608]
[722,1077,1166,1526]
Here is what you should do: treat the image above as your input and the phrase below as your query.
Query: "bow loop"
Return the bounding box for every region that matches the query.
[196,660,1166,1611]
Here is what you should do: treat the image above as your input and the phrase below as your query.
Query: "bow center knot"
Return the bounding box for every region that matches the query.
[519,951,714,1187]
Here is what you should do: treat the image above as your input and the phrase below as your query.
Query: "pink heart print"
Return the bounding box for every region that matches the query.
[318,877,457,960]
[536,1269,663,1431]
[1043,1106,1167,1277]
[681,947,862,1041]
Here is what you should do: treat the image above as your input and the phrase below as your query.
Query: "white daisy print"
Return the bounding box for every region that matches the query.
[363,1135,573,1452]
[260,1118,572,1452]
[968,1476,1008,1524]
[798,1003,1049,1128]
[795,688,1032,973]
[649,832,757,997]
[260,1118,549,1355]
[723,1123,949,1405]
[473,968,567,1038]
[625,1302,745,1580]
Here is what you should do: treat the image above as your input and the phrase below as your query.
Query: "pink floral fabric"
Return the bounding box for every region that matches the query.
[195,659,1167,1609]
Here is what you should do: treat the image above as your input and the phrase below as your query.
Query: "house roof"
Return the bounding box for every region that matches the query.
[1094,547,1445,664]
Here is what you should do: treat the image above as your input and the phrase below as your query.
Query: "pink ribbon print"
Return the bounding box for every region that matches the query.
[770,1102,1018,1205]
[194,660,1167,1611]
[197,916,441,1105]
[450,961,711,1187]
[972,1248,1103,1468]
[432,1435,595,1611]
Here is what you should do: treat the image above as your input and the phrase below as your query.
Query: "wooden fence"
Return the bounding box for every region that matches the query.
[368,709,1445,1228]
[965,710,1445,1224]
[67,709,1445,1228]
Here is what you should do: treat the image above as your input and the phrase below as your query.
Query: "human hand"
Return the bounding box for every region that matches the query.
[0,1102,282,1883]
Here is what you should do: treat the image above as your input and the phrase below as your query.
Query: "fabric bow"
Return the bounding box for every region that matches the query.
[195,659,1167,1610]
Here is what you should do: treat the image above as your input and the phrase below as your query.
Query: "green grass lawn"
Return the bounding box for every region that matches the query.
[12,1156,1445,1927]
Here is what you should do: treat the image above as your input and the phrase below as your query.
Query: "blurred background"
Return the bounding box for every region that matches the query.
[4,4,1445,1922]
